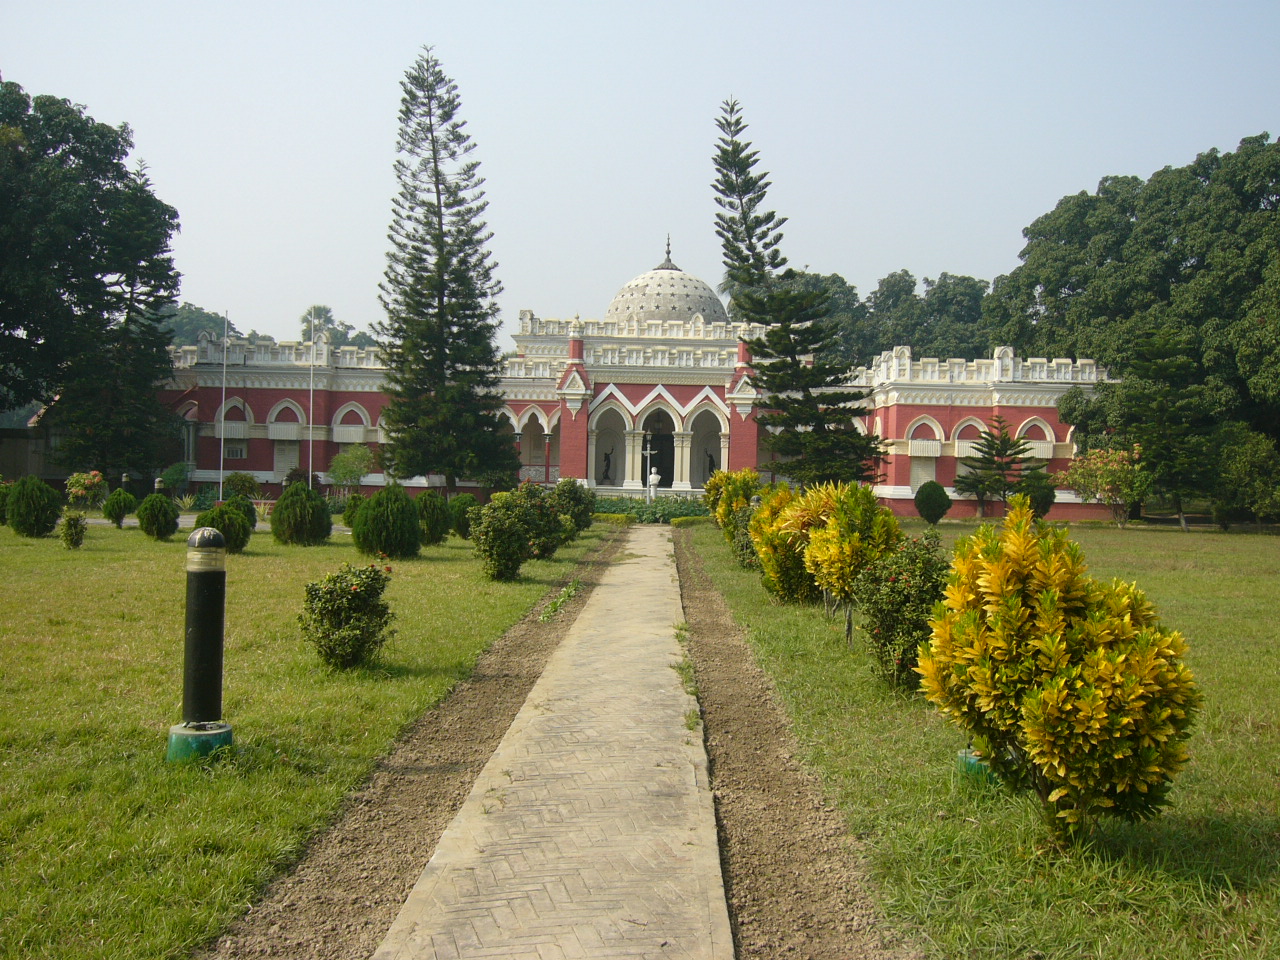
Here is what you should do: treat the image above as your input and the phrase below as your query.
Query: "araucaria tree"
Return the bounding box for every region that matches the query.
[376,48,519,492]
[712,99,882,485]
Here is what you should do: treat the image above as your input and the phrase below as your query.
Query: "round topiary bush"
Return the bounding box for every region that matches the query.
[137,493,180,540]
[471,491,536,581]
[195,504,252,554]
[342,492,366,529]
[223,493,258,530]
[449,493,477,539]
[299,563,396,669]
[223,471,261,499]
[102,488,138,528]
[416,490,451,546]
[270,482,332,546]
[7,476,62,537]
[918,495,1202,841]
[913,480,952,524]
[352,483,420,558]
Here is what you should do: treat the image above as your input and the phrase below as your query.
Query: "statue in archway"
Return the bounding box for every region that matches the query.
[600,447,614,485]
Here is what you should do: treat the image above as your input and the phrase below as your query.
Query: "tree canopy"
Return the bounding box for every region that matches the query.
[375,48,519,491]
[155,302,237,346]
[300,304,375,348]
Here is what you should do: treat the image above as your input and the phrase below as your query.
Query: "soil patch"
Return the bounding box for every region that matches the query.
[673,527,921,960]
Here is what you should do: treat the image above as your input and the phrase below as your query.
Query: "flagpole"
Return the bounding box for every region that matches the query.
[308,310,314,488]
[219,312,228,501]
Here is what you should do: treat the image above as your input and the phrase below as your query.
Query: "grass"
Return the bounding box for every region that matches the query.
[0,521,608,960]
[688,519,1280,960]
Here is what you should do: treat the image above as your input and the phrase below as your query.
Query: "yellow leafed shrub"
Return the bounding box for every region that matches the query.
[804,484,901,604]
[749,484,816,602]
[918,495,1201,839]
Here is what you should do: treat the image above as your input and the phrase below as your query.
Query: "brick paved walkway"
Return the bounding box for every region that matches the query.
[371,524,733,960]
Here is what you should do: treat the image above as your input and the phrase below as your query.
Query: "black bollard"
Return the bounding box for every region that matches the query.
[166,527,234,762]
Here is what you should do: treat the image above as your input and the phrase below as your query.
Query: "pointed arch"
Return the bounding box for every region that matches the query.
[1016,416,1056,442]
[905,415,944,442]
[214,396,254,423]
[588,399,635,433]
[950,416,988,442]
[267,398,307,424]
[331,401,371,427]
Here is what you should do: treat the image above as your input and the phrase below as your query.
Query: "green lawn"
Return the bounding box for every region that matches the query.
[0,522,607,960]
[688,520,1280,960]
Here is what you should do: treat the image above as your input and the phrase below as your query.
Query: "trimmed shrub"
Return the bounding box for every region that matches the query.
[1018,469,1057,519]
[270,482,331,546]
[283,467,321,489]
[804,484,901,607]
[299,563,396,668]
[913,480,952,524]
[416,490,451,546]
[351,483,419,558]
[595,495,710,524]
[223,471,261,499]
[592,512,634,527]
[669,515,712,528]
[60,511,88,549]
[918,495,1202,840]
[471,492,535,581]
[137,493,180,540]
[343,492,366,529]
[7,475,62,538]
[195,504,252,554]
[515,482,572,560]
[547,478,596,533]
[449,493,478,538]
[224,493,258,530]
[102,488,138,528]
[849,530,947,687]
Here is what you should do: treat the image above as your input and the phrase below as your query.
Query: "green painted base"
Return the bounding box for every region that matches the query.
[957,747,998,785]
[166,722,233,763]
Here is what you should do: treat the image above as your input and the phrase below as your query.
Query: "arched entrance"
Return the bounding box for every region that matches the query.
[641,410,675,488]
[689,408,725,488]
[592,407,627,486]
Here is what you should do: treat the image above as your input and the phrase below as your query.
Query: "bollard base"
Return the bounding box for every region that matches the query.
[166,722,233,763]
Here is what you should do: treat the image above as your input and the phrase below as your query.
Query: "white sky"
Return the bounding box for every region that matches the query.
[4,1,1278,350]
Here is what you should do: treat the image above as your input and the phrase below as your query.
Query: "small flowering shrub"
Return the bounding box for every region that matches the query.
[449,493,478,539]
[101,488,137,528]
[7,475,62,537]
[1053,445,1152,527]
[416,490,451,546]
[65,470,107,509]
[913,480,952,524]
[849,530,948,687]
[59,511,88,549]
[270,482,332,546]
[224,493,258,530]
[918,495,1202,840]
[137,493,180,540]
[352,483,419,558]
[195,504,252,554]
[471,492,536,581]
[299,563,396,669]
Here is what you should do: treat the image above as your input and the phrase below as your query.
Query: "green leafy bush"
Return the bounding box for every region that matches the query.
[224,493,258,530]
[514,482,571,560]
[1018,469,1057,519]
[299,563,396,668]
[195,503,252,554]
[0,481,10,525]
[849,530,948,687]
[342,492,366,529]
[137,493,180,540]
[283,467,321,489]
[471,492,535,581]
[594,495,708,524]
[161,461,190,495]
[351,483,419,558]
[101,488,137,528]
[270,482,331,546]
[591,512,633,526]
[59,511,88,549]
[669,515,711,528]
[918,495,1202,840]
[416,490,451,546]
[913,480,952,524]
[223,471,260,499]
[7,475,63,538]
[547,478,596,533]
[730,505,759,569]
[449,493,478,538]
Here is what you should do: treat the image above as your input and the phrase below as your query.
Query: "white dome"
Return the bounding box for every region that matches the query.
[605,254,729,328]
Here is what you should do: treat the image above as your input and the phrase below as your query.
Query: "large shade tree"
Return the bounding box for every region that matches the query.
[375,48,518,492]
[712,98,883,485]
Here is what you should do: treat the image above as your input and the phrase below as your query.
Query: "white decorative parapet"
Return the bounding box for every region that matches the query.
[860,346,1105,387]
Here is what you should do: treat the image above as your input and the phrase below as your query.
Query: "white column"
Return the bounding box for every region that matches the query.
[586,429,598,488]
[673,431,693,491]
[623,430,644,490]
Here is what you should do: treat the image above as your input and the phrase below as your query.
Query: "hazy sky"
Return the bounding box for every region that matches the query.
[5,1,1278,349]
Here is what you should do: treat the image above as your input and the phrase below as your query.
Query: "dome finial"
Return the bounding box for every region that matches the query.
[656,235,679,271]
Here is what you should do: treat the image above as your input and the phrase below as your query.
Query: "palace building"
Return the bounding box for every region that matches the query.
[154,253,1111,519]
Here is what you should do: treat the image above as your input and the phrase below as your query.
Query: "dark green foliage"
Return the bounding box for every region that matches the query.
[449,493,478,538]
[913,480,952,524]
[155,302,238,346]
[7,476,62,537]
[730,505,759,569]
[195,504,251,554]
[224,493,258,530]
[1019,470,1057,519]
[416,490,451,546]
[546,478,596,533]
[515,483,571,560]
[594,496,711,524]
[269,482,331,546]
[299,563,396,669]
[59,511,87,549]
[222,472,260,499]
[954,416,1040,518]
[849,530,948,688]
[0,482,12,525]
[160,462,189,495]
[192,486,217,512]
[376,47,519,491]
[351,484,419,558]
[342,492,366,529]
[136,493,179,540]
[283,467,321,490]
[471,493,535,581]
[101,488,138,528]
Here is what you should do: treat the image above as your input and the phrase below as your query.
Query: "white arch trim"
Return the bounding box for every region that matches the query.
[686,401,730,434]
[587,400,634,432]
[1016,415,1056,442]
[904,414,944,442]
[950,416,989,442]
[516,405,552,432]
[214,396,254,424]
[267,398,307,424]
[496,407,520,431]
[331,401,371,428]
[589,383,730,429]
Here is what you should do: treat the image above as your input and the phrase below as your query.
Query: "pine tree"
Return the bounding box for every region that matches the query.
[712,99,883,486]
[376,47,519,493]
[953,415,1040,518]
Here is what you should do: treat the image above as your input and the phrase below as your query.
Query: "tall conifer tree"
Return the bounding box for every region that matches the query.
[712,99,883,485]
[377,47,518,492]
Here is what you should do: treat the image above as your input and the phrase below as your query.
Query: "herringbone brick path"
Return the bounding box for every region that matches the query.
[371,524,733,959]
